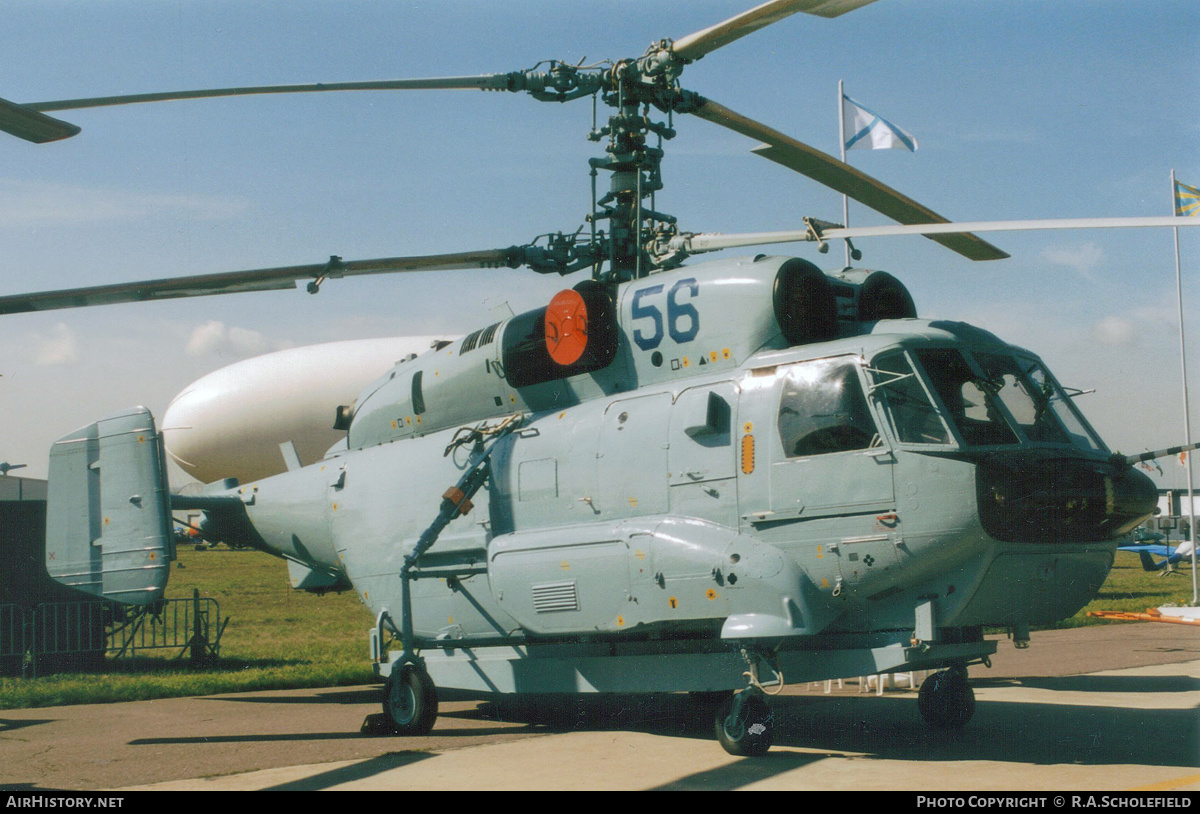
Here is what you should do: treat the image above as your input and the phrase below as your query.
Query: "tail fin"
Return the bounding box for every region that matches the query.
[45,407,174,604]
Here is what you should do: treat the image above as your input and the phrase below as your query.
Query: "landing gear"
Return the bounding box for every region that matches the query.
[383,662,439,735]
[917,666,975,729]
[714,690,774,756]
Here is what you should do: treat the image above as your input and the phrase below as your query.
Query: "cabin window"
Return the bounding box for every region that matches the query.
[777,358,877,457]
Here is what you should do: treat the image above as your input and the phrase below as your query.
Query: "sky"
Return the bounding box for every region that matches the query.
[1,0,1198,486]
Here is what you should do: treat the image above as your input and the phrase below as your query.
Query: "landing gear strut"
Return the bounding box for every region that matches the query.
[917,665,975,729]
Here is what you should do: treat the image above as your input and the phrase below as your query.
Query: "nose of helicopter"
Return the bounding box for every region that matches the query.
[975,452,1159,544]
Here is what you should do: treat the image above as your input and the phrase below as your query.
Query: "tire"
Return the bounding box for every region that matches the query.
[383,663,439,735]
[917,668,975,729]
[714,693,774,757]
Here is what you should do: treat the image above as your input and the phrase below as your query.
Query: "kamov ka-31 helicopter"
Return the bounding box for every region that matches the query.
[2,0,1197,756]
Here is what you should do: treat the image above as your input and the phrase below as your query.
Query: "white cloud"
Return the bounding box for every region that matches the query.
[185,320,293,359]
[34,323,80,365]
[1091,315,1137,347]
[1040,242,1105,280]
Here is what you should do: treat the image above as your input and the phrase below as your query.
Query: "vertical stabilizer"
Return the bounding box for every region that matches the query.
[45,407,174,604]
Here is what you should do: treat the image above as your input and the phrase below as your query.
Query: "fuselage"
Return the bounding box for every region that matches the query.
[196,255,1157,647]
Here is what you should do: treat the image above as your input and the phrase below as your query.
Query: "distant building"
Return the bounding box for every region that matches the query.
[0,475,47,502]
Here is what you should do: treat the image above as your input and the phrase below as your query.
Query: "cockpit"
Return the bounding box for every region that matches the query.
[773,344,1106,458]
[867,346,1106,454]
[767,337,1154,544]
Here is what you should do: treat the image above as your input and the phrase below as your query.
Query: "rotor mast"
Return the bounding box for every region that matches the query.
[587,44,694,282]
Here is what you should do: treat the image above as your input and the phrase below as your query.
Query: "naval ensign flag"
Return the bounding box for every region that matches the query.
[841,94,918,152]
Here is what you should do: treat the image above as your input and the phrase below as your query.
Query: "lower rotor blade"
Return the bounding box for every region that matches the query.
[670,217,1200,256]
[0,248,523,315]
[689,96,1009,261]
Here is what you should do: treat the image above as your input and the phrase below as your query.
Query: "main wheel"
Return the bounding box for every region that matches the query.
[383,662,439,735]
[917,668,975,729]
[714,692,774,756]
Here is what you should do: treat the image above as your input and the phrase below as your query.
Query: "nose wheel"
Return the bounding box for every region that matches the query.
[917,666,975,729]
[383,661,439,735]
[714,689,774,756]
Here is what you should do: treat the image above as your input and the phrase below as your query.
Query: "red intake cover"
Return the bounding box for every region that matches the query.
[544,289,589,365]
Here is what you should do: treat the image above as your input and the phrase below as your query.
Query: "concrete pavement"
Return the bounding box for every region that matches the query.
[1,624,1197,792]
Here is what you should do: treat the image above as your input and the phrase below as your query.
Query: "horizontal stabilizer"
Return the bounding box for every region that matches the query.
[45,407,174,605]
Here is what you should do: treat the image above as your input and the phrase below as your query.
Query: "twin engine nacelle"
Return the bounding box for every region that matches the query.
[773,258,917,346]
[343,257,917,451]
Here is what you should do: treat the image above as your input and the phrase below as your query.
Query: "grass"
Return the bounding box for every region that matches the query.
[1069,549,1198,626]
[0,544,377,709]
[0,544,1194,709]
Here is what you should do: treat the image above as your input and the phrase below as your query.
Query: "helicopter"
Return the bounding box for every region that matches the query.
[2,1,1198,757]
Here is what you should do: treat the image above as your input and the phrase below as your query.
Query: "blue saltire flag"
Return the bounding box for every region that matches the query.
[842,94,917,152]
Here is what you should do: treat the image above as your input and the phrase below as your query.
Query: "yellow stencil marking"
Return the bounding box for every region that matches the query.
[706,589,717,601]
[668,597,678,609]
[560,561,570,571]
[617,615,625,627]
[741,434,755,474]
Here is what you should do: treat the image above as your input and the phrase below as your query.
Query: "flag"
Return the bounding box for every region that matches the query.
[1181,450,1190,467]
[1175,180,1200,217]
[842,95,917,152]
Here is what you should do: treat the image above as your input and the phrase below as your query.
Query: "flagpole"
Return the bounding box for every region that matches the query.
[838,80,850,267]
[1171,169,1199,605]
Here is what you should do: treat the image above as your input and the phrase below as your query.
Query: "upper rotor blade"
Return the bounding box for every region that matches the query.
[24,76,515,114]
[0,249,521,316]
[672,0,878,63]
[689,96,1009,261]
[0,76,516,142]
[0,96,81,143]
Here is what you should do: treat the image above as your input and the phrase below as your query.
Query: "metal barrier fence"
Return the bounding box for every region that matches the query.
[2,591,224,677]
[1,603,28,673]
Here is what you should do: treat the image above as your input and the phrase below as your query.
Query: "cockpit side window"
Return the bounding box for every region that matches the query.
[870,352,951,445]
[1021,358,1106,453]
[778,358,877,457]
